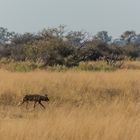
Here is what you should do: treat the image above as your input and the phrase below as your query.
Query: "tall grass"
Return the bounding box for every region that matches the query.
[1,59,140,72]
[0,69,140,139]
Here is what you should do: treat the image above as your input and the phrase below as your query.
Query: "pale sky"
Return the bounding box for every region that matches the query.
[0,0,139,37]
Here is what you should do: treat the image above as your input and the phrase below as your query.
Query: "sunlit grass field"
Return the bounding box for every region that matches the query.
[0,67,140,140]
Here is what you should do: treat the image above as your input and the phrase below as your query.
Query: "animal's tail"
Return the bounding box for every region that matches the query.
[17,100,24,106]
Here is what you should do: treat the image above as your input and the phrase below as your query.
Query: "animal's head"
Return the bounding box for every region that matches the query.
[44,94,49,101]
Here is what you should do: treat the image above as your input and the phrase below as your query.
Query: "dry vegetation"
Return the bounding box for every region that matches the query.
[0,68,140,140]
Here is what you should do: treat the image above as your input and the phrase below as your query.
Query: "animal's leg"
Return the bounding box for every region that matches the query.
[39,101,45,109]
[26,101,29,109]
[33,101,37,109]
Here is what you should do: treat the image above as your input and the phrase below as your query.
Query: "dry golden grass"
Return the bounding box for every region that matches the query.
[0,69,140,139]
[123,60,140,70]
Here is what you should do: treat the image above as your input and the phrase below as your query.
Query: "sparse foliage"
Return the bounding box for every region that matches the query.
[0,26,139,67]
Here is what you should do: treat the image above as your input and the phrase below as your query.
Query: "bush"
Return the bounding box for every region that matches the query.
[47,65,68,72]
[0,60,44,72]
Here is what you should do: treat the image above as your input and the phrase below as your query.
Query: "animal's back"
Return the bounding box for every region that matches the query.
[23,94,46,102]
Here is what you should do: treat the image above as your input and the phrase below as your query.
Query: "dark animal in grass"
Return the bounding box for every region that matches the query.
[18,94,49,109]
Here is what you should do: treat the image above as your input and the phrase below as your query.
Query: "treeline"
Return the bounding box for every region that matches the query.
[0,26,140,67]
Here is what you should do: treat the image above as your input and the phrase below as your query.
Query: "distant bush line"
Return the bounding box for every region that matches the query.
[0,26,140,68]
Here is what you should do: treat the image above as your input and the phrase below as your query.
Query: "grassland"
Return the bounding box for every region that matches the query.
[0,66,140,139]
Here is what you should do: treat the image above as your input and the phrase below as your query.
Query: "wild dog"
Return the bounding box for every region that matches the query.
[18,94,49,109]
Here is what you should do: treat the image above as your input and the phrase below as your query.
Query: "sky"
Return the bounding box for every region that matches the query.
[0,0,140,38]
